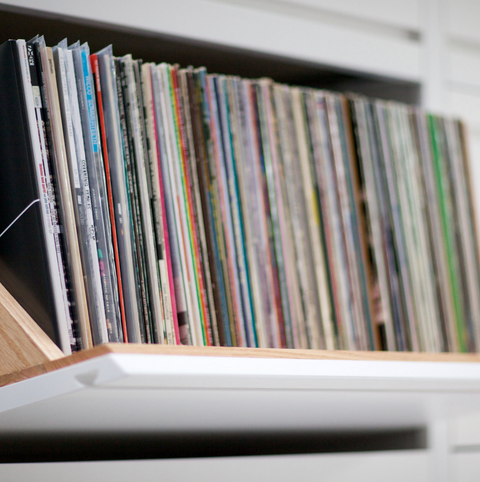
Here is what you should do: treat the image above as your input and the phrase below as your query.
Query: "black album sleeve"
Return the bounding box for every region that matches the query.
[0,40,60,346]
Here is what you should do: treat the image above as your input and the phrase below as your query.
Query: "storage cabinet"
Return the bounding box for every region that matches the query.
[2,1,480,480]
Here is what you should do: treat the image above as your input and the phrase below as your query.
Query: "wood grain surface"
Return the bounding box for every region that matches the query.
[0,282,64,378]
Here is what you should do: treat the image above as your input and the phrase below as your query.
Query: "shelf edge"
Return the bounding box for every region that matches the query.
[2,343,480,388]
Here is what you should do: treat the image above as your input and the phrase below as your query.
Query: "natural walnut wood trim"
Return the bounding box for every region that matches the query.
[2,343,480,388]
[0,283,64,378]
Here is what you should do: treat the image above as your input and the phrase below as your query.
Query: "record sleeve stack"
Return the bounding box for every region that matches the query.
[1,36,479,354]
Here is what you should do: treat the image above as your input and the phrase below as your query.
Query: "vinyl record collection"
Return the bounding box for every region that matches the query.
[1,36,480,354]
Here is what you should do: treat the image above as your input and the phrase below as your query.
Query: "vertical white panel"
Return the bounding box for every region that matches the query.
[420,0,447,112]
[427,419,451,482]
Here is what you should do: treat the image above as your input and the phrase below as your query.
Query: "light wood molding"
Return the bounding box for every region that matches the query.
[0,282,64,377]
[2,342,480,388]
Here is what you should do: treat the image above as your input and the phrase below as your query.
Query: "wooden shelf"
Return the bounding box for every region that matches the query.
[2,275,480,389]
[2,342,480,439]
[2,275,480,438]
[1,268,480,440]
[3,343,480,389]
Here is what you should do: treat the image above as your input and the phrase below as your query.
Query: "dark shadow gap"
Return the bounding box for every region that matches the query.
[0,428,426,463]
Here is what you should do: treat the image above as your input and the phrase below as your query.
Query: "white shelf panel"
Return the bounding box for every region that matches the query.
[1,353,480,436]
[2,0,422,82]
[0,450,429,482]
[272,0,420,30]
